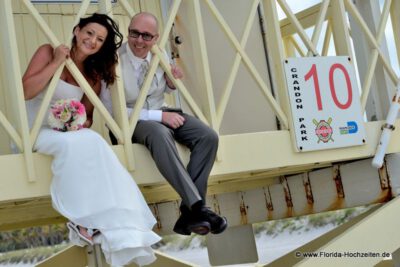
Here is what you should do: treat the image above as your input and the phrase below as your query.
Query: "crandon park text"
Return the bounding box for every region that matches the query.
[289,67,308,142]
[289,67,304,110]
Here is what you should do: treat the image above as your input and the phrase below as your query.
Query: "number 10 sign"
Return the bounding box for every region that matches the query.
[284,56,366,152]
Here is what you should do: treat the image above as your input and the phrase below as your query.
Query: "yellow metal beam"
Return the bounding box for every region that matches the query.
[125,0,201,137]
[391,0,400,71]
[20,0,123,143]
[36,245,199,267]
[98,0,137,171]
[280,3,331,37]
[151,45,209,125]
[308,0,330,56]
[1,119,399,204]
[277,0,318,55]
[141,251,198,267]
[344,0,398,84]
[0,0,36,182]
[192,0,218,132]
[262,0,293,132]
[322,22,332,56]
[0,110,22,150]
[266,204,380,267]
[35,245,87,267]
[205,0,289,129]
[331,0,353,57]
[216,0,260,129]
[288,36,306,56]
[294,197,400,266]
[359,0,393,111]
[30,0,91,145]
[0,152,395,235]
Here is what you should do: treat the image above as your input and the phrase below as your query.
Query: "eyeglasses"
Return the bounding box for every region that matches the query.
[128,29,156,41]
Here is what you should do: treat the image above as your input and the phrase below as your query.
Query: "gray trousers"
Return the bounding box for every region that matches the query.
[132,113,219,207]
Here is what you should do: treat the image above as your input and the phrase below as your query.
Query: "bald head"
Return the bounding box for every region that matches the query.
[130,12,159,33]
[127,12,159,58]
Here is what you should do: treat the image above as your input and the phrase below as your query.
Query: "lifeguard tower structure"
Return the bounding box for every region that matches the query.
[1,0,400,266]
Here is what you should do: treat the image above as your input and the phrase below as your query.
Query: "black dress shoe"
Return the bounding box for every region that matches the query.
[191,202,227,234]
[201,207,228,234]
[173,205,211,236]
[173,214,191,235]
[187,220,211,235]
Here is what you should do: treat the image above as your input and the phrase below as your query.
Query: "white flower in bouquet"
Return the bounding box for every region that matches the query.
[48,99,86,132]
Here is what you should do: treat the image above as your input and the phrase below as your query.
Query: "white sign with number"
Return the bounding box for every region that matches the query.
[284,56,366,152]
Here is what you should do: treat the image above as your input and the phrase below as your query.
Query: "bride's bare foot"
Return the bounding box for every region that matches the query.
[78,226,93,242]
[66,222,94,245]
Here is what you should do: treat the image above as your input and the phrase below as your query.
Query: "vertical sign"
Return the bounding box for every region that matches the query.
[284,56,366,152]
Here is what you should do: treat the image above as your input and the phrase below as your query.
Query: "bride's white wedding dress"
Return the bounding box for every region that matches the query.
[26,80,161,266]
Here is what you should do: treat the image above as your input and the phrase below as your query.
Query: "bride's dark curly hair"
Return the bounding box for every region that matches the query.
[71,13,123,85]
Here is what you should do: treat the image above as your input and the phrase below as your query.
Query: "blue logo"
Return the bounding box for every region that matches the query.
[339,121,358,135]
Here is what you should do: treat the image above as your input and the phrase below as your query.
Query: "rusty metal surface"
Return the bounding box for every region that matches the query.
[1,156,398,234]
[150,157,398,235]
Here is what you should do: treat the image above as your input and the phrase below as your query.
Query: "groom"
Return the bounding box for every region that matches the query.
[103,12,227,236]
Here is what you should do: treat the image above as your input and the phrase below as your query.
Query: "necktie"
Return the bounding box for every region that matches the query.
[137,60,149,89]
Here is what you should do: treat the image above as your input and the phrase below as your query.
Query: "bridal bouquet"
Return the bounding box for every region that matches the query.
[48,99,86,132]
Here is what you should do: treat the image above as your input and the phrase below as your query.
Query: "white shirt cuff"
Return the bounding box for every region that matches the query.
[146,110,162,121]
[129,108,162,122]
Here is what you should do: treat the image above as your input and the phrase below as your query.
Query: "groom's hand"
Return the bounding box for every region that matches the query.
[162,112,185,129]
[165,64,183,89]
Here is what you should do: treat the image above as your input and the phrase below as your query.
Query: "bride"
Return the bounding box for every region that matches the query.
[23,13,161,266]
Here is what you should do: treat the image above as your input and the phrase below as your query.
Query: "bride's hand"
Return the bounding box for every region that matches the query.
[53,44,70,65]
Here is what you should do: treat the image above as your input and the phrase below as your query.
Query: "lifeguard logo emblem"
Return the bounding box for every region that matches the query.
[313,118,334,143]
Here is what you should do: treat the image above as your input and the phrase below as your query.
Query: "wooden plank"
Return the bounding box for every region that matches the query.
[34,3,48,14]
[21,15,41,59]
[11,0,21,12]
[60,14,75,44]
[14,15,28,69]
[46,3,61,14]
[48,15,65,43]
[60,3,74,14]
[0,23,13,155]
